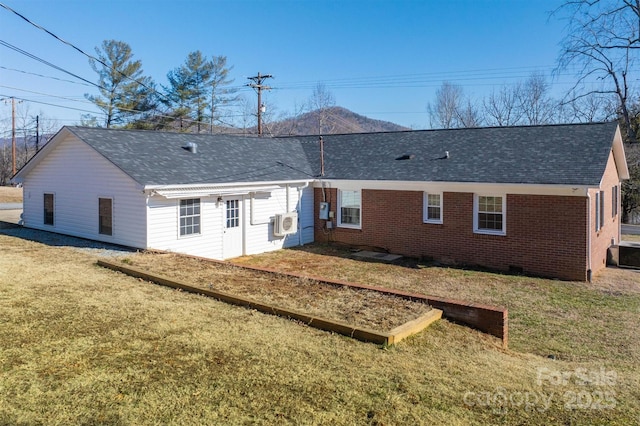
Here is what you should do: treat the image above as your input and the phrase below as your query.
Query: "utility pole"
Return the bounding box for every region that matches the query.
[11,97,16,176]
[35,115,39,152]
[246,72,272,136]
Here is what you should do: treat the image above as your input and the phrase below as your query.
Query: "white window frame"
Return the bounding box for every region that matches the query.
[337,189,361,229]
[473,194,506,236]
[423,192,443,224]
[612,185,618,218]
[179,198,201,237]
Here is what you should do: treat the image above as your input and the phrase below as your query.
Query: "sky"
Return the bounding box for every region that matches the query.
[0,0,575,134]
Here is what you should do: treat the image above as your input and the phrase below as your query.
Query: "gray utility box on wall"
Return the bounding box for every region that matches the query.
[319,202,330,220]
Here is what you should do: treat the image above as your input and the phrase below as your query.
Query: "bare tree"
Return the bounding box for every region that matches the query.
[427,82,464,129]
[307,82,336,135]
[483,85,523,126]
[516,72,557,125]
[561,92,616,123]
[554,0,639,141]
[456,99,483,128]
[427,82,482,128]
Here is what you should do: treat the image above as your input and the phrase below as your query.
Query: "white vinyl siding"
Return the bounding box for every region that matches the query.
[474,194,506,235]
[21,134,147,248]
[338,189,361,229]
[147,184,314,261]
[245,184,313,256]
[423,192,442,224]
[147,196,223,259]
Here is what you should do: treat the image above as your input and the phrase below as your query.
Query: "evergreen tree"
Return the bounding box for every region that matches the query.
[208,55,238,132]
[86,40,156,128]
[163,51,213,132]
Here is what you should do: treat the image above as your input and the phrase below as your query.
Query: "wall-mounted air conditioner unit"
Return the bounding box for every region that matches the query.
[274,212,298,236]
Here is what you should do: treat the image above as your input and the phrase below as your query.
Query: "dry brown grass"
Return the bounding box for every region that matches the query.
[0,186,22,203]
[622,233,640,242]
[123,252,432,331]
[1,235,639,425]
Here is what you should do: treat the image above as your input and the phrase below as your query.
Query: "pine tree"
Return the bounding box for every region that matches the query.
[86,40,156,128]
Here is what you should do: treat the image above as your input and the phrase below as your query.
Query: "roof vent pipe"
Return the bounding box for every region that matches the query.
[319,136,325,177]
[183,142,198,154]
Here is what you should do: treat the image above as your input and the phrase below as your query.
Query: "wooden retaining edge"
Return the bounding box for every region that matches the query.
[97,260,441,346]
[224,262,508,349]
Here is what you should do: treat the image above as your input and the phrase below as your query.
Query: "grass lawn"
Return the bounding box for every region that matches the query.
[1,235,639,425]
[0,186,22,203]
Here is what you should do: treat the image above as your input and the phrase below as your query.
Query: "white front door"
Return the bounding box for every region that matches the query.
[222,197,243,258]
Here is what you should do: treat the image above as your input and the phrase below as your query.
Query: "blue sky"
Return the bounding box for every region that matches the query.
[0,0,571,132]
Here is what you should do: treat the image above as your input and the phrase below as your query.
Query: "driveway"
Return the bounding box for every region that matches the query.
[622,224,640,235]
[0,208,21,229]
[0,203,22,210]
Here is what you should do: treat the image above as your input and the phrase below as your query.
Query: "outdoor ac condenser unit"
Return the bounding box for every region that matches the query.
[273,212,298,236]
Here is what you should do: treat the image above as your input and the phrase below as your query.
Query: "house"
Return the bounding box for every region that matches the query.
[12,122,628,281]
[12,127,316,260]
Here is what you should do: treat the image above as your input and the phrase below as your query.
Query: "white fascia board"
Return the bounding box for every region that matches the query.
[314,179,592,197]
[146,179,313,199]
[611,125,630,180]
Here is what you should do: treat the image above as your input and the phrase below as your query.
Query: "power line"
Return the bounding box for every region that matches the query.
[0,2,169,103]
[0,65,94,87]
[0,39,102,89]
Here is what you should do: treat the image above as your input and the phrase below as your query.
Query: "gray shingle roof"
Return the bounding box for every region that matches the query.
[296,122,619,186]
[66,122,619,187]
[67,127,315,186]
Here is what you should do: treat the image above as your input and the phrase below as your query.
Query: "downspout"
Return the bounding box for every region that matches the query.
[586,192,592,282]
[297,182,310,246]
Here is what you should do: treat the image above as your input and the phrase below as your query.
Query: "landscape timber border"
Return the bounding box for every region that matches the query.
[97,260,443,346]
[229,260,509,349]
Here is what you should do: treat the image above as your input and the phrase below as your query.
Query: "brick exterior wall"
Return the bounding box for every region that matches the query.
[315,187,591,281]
[589,151,622,278]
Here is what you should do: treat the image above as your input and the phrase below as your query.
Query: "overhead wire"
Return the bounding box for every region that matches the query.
[0,65,95,87]
[0,2,168,103]
[0,40,104,90]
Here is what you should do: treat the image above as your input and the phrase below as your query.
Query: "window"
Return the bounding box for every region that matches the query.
[474,195,505,235]
[338,189,361,228]
[423,193,442,224]
[99,198,113,236]
[179,198,201,236]
[595,190,604,231]
[43,193,54,226]
[612,185,618,217]
[226,199,239,228]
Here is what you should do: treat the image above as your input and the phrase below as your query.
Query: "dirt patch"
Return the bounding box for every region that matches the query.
[0,186,23,203]
[121,252,432,331]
